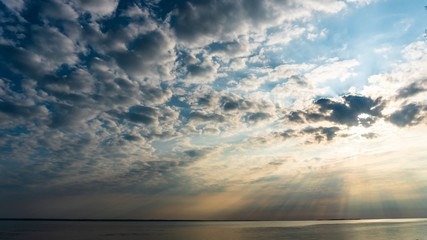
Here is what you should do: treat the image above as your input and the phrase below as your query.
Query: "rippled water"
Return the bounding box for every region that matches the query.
[1,218,427,240]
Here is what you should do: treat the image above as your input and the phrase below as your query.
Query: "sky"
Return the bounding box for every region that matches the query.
[0,0,426,220]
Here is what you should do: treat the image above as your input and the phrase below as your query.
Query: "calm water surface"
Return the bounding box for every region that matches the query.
[1,218,427,240]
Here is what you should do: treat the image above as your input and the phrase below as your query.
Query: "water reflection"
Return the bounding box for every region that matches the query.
[159,220,427,240]
[1,218,427,240]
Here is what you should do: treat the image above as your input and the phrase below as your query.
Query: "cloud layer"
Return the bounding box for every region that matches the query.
[0,0,426,219]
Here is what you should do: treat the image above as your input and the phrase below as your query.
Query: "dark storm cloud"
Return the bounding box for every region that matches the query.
[387,103,425,127]
[288,95,384,127]
[396,79,426,99]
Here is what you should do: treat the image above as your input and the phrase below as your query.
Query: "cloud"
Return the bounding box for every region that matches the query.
[1,0,25,12]
[301,126,341,143]
[1,0,26,21]
[42,69,95,94]
[28,26,79,66]
[346,0,374,6]
[288,94,384,127]
[244,129,296,146]
[184,91,276,126]
[196,94,217,108]
[189,111,226,123]
[1,0,426,220]
[184,149,207,158]
[71,0,119,19]
[123,134,142,142]
[112,30,175,78]
[107,105,179,129]
[266,23,306,45]
[221,95,271,113]
[402,41,427,61]
[185,60,218,83]
[126,106,158,125]
[140,84,173,105]
[235,74,268,92]
[247,112,272,123]
[171,0,258,45]
[0,44,47,79]
[170,0,347,46]
[244,125,344,146]
[305,59,359,83]
[396,80,427,99]
[387,103,425,127]
[361,132,377,139]
[203,126,220,135]
[0,101,46,119]
[209,38,249,56]
[39,0,78,21]
[48,102,97,129]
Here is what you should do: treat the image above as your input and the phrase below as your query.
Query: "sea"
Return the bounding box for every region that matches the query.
[1,218,427,240]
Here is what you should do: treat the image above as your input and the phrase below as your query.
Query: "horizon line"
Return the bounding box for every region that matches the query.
[2,217,426,222]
